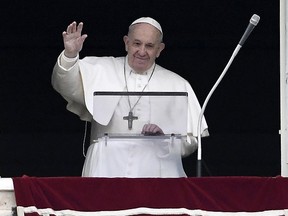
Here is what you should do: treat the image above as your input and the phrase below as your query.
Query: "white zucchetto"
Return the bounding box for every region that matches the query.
[130,17,163,34]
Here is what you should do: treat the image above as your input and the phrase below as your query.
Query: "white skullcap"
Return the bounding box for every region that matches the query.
[130,17,163,34]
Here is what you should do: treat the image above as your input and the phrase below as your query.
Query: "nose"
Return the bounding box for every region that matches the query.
[138,45,147,55]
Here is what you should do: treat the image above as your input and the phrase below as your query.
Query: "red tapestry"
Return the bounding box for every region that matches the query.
[12,176,288,215]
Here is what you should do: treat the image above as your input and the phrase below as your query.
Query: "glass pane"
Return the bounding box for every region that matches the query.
[93,91,188,139]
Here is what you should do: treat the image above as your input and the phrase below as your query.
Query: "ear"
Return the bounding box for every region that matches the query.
[156,42,165,58]
[123,36,129,52]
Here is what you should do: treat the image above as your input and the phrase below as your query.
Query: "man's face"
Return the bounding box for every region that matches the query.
[123,23,165,73]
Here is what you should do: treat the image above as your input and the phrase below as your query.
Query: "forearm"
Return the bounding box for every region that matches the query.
[52,51,85,105]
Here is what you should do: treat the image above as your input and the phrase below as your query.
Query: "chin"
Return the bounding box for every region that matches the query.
[133,64,148,73]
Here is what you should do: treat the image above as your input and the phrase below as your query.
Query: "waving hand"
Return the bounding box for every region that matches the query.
[62,21,88,58]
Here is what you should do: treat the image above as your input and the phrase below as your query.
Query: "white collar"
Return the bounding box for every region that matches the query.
[125,56,156,78]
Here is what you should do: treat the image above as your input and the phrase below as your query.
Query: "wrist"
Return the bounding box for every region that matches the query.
[59,50,79,69]
[62,51,79,62]
[63,50,79,59]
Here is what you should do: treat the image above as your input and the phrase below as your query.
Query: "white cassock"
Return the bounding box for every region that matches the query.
[52,52,209,178]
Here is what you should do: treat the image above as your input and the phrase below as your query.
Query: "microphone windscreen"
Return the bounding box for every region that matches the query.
[250,14,260,26]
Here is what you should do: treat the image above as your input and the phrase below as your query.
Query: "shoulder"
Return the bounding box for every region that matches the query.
[81,56,124,66]
[150,64,193,92]
[156,64,187,82]
[78,56,125,76]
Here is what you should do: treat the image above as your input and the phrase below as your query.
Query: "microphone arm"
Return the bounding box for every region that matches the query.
[196,14,260,177]
[196,44,241,177]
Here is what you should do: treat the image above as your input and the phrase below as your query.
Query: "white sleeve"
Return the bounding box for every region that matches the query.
[52,51,92,121]
[181,135,198,157]
[181,80,209,157]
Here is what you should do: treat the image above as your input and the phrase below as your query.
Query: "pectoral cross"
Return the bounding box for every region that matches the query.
[123,111,138,130]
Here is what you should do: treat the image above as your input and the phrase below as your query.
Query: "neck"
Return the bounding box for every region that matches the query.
[124,57,156,92]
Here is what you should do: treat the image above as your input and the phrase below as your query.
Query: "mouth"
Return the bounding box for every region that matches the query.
[135,56,149,63]
[136,56,147,60]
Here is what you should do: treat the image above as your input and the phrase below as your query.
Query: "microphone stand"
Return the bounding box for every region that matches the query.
[196,44,242,177]
[196,14,260,177]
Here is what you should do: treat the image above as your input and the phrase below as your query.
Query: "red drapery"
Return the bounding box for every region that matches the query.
[12,176,288,215]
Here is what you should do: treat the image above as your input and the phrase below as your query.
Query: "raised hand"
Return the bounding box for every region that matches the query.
[62,21,88,58]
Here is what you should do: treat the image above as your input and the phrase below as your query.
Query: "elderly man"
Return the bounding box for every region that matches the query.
[52,17,208,177]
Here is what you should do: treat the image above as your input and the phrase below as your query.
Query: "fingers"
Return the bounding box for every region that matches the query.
[64,21,84,36]
[77,22,84,34]
[142,124,164,135]
[66,21,76,34]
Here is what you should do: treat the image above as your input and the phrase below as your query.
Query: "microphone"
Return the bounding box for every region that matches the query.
[196,14,260,177]
[238,14,260,46]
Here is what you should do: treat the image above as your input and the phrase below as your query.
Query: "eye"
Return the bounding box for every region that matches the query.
[146,44,155,49]
[133,42,141,46]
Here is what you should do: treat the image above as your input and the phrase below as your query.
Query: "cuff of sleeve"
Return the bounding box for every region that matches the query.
[59,50,79,69]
